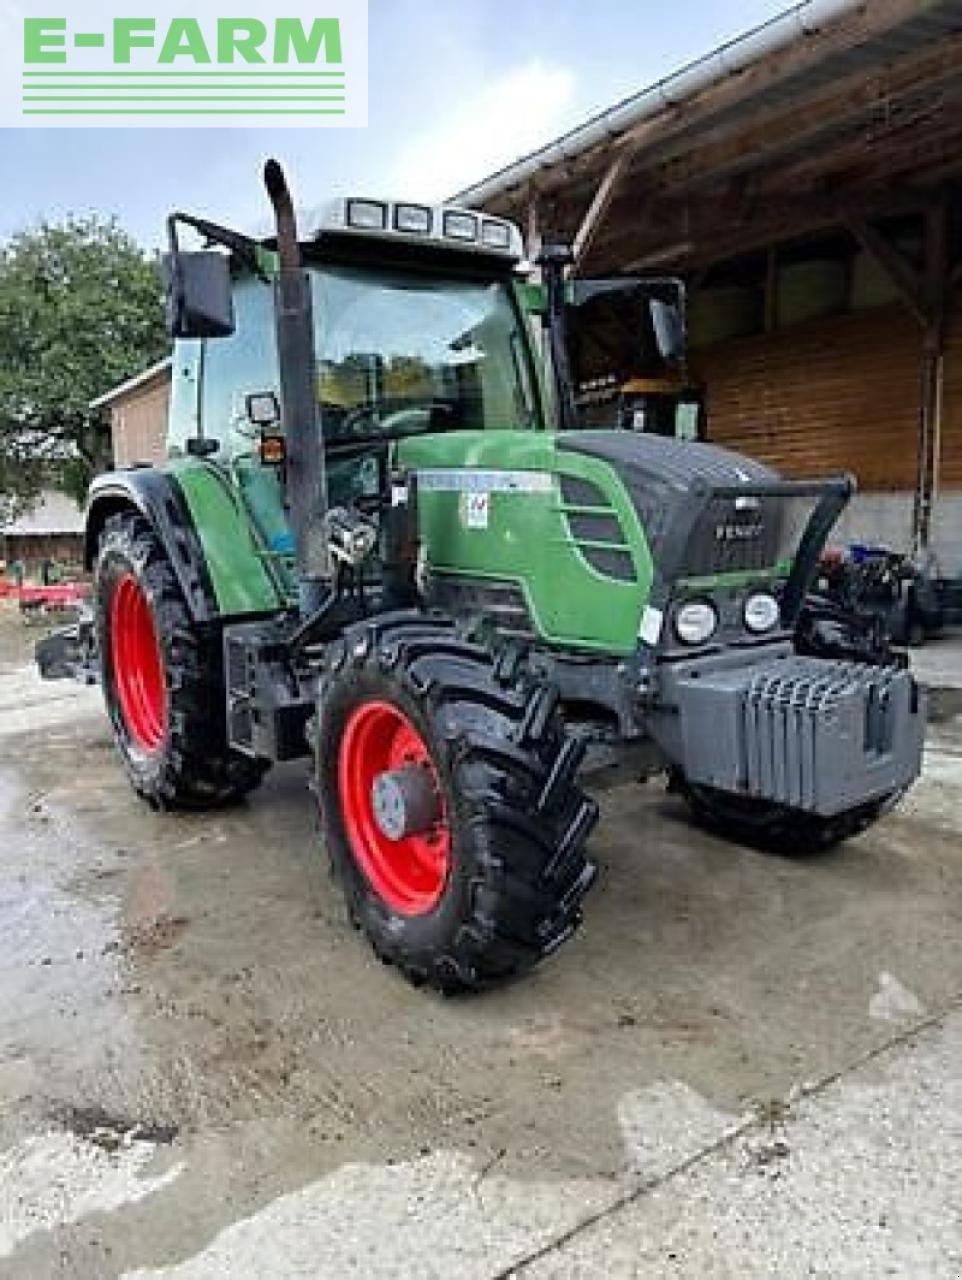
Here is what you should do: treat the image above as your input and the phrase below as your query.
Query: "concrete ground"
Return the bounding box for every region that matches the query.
[0,599,960,1278]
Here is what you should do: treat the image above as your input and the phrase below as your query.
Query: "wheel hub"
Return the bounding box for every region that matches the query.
[371,764,440,841]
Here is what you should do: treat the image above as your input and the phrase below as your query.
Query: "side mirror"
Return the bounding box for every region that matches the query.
[162,251,235,339]
[650,297,685,363]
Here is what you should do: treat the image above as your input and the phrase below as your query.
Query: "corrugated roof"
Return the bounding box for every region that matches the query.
[1,489,85,537]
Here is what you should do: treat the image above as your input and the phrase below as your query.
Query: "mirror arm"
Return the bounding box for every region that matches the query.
[167,211,267,281]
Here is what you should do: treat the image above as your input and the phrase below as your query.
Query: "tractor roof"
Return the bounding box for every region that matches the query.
[294,197,525,265]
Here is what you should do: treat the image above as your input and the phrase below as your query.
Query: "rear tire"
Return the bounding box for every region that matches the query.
[316,613,599,993]
[671,772,898,855]
[95,511,269,808]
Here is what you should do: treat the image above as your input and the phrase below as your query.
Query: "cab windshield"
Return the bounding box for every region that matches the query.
[311,265,540,442]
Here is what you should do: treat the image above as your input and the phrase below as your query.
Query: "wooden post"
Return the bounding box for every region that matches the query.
[764,246,778,332]
[525,191,546,274]
[913,197,948,560]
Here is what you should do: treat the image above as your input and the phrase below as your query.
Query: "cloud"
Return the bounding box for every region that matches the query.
[386,59,575,202]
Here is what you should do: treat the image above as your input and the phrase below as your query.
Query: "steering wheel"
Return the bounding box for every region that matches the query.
[338,399,456,439]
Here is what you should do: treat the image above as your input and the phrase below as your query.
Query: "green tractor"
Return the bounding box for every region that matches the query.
[39,161,925,993]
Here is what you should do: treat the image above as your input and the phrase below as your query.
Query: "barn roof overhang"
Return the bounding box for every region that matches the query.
[455,0,962,277]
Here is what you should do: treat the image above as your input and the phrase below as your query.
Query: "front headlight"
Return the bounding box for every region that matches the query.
[744,592,780,634]
[675,599,718,646]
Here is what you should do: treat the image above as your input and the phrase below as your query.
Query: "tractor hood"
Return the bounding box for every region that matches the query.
[558,429,853,649]
[559,430,784,580]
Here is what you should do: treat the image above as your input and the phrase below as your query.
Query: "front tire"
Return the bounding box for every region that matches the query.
[95,511,268,808]
[316,614,598,993]
[671,772,898,855]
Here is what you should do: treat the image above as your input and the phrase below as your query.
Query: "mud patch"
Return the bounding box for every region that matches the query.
[119,915,190,958]
[53,1104,180,1152]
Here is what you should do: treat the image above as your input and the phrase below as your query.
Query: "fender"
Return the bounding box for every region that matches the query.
[85,468,218,621]
[85,464,285,623]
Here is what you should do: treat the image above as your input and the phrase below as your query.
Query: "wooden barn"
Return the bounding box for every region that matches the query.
[456,0,962,575]
[91,356,172,471]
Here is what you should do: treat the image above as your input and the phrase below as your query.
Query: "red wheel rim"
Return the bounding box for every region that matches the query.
[337,701,451,916]
[109,573,167,753]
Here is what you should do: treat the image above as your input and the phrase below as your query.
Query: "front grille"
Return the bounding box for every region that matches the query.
[681,494,784,577]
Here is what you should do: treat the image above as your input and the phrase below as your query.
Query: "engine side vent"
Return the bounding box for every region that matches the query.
[559,475,635,584]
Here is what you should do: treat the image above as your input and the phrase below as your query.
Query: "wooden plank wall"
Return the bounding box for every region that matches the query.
[110,378,171,469]
[693,290,961,492]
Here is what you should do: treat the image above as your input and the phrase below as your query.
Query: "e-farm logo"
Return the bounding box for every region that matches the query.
[2,1,367,128]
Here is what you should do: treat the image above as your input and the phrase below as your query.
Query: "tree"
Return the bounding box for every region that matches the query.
[0,217,168,519]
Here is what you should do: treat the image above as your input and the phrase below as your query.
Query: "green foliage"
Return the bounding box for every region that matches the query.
[0,216,168,517]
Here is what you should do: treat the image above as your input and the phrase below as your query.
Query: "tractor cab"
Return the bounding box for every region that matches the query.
[163,195,551,587]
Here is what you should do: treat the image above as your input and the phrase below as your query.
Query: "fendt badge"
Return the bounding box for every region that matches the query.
[714,521,764,542]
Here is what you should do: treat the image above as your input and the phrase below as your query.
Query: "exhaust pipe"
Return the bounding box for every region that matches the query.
[263,159,331,600]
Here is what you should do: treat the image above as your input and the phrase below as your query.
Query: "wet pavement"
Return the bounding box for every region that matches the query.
[1,602,960,1277]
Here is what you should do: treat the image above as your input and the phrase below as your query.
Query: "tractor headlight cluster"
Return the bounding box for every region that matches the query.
[675,600,718,646]
[481,219,511,250]
[442,210,478,242]
[743,592,780,634]
[346,199,387,230]
[394,203,432,235]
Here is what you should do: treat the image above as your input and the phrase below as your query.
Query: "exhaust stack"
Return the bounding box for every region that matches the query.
[263,159,331,597]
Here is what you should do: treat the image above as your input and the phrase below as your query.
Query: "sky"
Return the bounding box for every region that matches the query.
[0,0,794,248]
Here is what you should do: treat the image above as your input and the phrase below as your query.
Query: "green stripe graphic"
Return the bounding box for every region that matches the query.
[23,95,345,102]
[20,66,351,117]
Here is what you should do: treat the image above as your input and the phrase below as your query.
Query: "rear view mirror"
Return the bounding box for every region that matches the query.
[650,298,685,362]
[162,251,235,339]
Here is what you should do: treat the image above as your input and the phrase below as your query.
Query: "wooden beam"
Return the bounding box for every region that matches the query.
[570,151,629,270]
[846,219,929,327]
[580,183,933,276]
[638,37,962,198]
[609,0,943,162]
[742,123,962,203]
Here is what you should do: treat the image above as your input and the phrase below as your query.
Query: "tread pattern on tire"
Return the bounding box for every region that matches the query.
[96,511,268,809]
[316,611,599,994]
[670,770,898,855]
